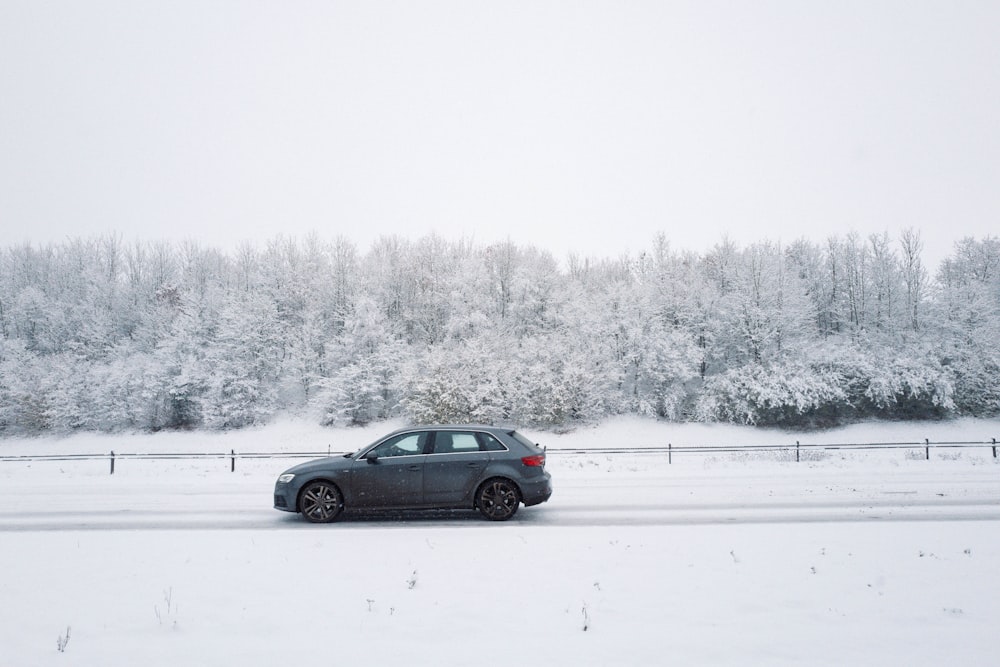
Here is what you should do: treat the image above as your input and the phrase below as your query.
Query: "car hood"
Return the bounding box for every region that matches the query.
[281,455,355,476]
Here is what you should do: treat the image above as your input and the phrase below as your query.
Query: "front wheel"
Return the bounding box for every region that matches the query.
[299,481,343,523]
[477,478,521,521]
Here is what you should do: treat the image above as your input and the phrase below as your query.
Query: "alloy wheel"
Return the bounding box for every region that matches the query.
[299,481,343,523]
[478,478,520,521]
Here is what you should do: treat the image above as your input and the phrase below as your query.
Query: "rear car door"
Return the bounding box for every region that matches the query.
[423,430,491,505]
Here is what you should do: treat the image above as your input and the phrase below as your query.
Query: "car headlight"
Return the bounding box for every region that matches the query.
[277,473,295,484]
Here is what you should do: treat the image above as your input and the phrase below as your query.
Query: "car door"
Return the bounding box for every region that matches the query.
[423,430,491,505]
[350,431,429,508]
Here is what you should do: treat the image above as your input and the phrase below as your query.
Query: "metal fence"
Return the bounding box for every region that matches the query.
[0,438,996,474]
[552,439,1000,463]
[0,449,331,474]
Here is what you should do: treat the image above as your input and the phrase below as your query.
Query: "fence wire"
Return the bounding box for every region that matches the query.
[1,438,997,473]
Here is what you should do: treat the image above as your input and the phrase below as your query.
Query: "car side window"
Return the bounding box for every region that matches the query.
[476,432,507,452]
[432,431,482,454]
[369,432,426,458]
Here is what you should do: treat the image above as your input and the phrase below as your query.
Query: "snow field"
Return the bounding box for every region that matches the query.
[2,520,998,666]
[1,417,999,666]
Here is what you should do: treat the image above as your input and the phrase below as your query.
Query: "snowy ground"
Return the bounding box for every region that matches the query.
[1,418,999,666]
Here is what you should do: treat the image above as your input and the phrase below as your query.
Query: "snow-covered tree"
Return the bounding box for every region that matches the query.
[315,297,408,426]
[1,231,997,434]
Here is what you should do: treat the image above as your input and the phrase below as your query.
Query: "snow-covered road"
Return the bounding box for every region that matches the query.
[2,456,998,531]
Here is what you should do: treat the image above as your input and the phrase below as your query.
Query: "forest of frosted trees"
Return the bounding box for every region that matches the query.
[0,231,998,435]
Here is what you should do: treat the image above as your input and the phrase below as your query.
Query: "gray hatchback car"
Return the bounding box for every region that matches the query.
[273,425,552,522]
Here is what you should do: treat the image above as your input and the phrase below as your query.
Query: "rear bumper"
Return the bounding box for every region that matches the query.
[521,473,552,507]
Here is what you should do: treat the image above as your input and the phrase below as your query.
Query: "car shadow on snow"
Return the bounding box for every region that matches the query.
[279,508,503,527]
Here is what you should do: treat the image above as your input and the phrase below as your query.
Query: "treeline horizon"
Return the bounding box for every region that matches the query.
[0,230,998,435]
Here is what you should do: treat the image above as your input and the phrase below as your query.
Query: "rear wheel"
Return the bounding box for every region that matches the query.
[299,481,343,523]
[477,478,521,521]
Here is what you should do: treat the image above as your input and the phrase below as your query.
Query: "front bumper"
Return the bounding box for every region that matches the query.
[273,483,297,513]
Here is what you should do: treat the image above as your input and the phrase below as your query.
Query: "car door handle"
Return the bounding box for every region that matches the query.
[408,465,421,471]
[466,462,482,468]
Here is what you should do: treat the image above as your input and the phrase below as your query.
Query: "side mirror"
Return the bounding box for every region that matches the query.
[365,453,379,465]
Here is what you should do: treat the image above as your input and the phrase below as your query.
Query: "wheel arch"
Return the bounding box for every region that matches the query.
[296,477,345,513]
[473,475,523,509]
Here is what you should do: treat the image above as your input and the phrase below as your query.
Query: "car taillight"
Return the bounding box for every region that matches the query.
[521,454,545,467]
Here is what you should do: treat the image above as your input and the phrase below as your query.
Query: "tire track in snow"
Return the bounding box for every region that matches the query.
[2,498,999,532]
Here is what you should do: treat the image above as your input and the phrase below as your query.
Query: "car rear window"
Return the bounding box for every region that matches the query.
[509,431,543,452]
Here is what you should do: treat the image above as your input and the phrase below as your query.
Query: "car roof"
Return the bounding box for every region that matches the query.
[384,424,514,437]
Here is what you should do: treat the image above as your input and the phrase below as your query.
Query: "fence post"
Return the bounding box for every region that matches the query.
[110,450,115,475]
[231,449,236,473]
[993,438,996,459]
[668,443,672,465]
[796,441,800,463]
[925,438,930,461]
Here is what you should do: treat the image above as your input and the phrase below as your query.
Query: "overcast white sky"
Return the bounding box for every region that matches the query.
[2,1,998,271]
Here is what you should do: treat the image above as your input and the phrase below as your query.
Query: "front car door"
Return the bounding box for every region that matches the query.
[350,431,429,508]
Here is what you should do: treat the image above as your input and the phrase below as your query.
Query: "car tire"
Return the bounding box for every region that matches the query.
[299,480,343,523]
[476,478,521,521]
